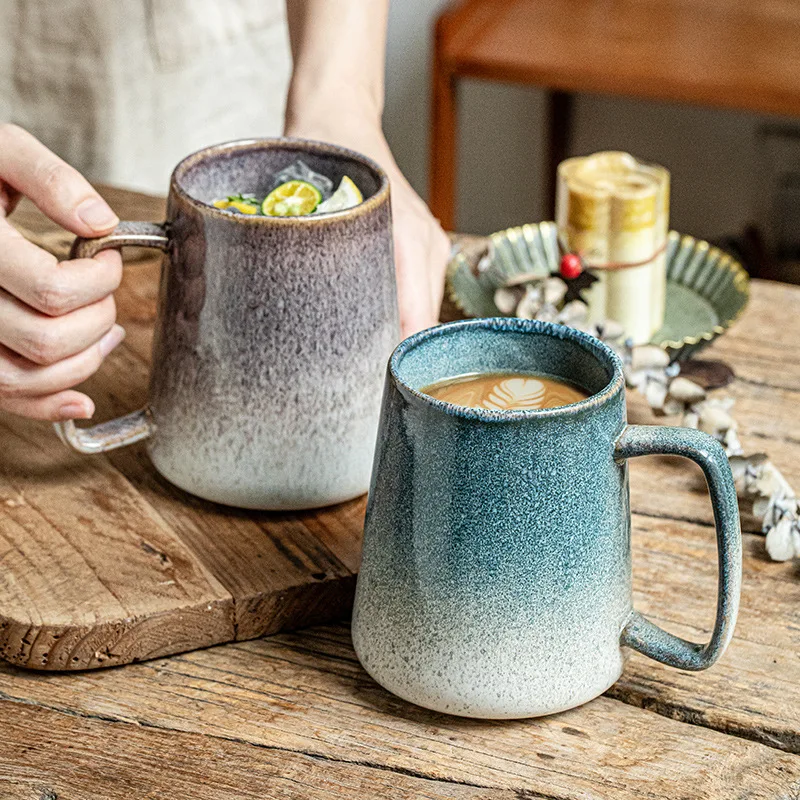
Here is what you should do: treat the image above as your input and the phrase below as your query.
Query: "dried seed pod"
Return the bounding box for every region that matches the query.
[494,286,523,314]
[766,515,798,562]
[683,411,700,429]
[723,427,743,456]
[559,300,589,326]
[542,277,568,306]
[515,286,541,320]
[697,405,736,436]
[668,376,706,405]
[536,303,560,323]
[597,319,626,341]
[624,368,650,389]
[753,496,772,519]
[728,454,749,485]
[753,461,794,499]
[645,380,668,410]
[630,344,670,372]
[662,397,684,416]
[504,271,548,287]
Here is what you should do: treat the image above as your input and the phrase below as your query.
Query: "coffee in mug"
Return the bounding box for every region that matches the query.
[422,372,588,410]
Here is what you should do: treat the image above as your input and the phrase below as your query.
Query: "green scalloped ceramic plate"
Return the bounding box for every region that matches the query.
[447,222,750,361]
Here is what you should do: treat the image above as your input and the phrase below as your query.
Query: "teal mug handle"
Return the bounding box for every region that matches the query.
[615,425,742,671]
[53,222,169,454]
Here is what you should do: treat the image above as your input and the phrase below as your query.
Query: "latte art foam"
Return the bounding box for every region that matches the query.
[422,372,589,411]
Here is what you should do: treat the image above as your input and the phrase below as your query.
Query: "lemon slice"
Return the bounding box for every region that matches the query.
[262,180,322,216]
[315,176,363,214]
[229,200,259,214]
[213,196,260,214]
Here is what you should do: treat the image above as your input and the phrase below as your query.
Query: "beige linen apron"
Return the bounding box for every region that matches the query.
[0,0,292,193]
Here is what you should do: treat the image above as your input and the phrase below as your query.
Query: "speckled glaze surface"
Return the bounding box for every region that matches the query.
[60,139,399,509]
[352,318,742,719]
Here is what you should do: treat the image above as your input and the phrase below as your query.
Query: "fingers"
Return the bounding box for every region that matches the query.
[0,181,20,217]
[0,125,126,422]
[0,288,118,366]
[393,202,451,338]
[0,220,123,315]
[0,123,118,236]
[0,326,125,421]
[0,390,95,422]
[428,225,450,314]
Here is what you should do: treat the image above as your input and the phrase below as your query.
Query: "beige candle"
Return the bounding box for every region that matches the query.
[556,152,670,344]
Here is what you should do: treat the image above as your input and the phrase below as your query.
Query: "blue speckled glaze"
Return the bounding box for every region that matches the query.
[352,318,741,719]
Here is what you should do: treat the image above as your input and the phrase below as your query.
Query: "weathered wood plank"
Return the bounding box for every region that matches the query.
[617,516,800,753]
[91,341,363,641]
[0,700,498,800]
[68,222,365,640]
[720,279,800,359]
[4,192,798,671]
[0,414,234,670]
[2,189,799,800]
[0,623,797,799]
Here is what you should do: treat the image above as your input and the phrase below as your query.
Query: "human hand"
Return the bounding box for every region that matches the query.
[0,124,125,421]
[285,118,450,338]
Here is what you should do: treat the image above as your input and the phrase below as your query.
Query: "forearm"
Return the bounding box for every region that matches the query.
[283,1,449,336]
[284,0,388,134]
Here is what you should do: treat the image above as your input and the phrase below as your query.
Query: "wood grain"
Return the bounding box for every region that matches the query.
[0,701,500,800]
[0,413,234,669]
[0,190,364,668]
[619,516,800,753]
[0,622,798,799]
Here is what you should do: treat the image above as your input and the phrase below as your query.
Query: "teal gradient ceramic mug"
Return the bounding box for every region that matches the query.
[352,318,742,719]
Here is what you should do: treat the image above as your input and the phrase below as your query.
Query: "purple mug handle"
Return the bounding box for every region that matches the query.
[53,222,168,454]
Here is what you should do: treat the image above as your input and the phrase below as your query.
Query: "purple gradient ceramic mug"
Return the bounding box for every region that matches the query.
[54,139,399,510]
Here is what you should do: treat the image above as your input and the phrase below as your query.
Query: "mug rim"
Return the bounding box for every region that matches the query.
[390,318,626,421]
[169,137,390,223]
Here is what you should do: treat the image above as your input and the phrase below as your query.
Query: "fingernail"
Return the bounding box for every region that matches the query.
[58,401,93,421]
[98,324,126,358]
[76,197,119,232]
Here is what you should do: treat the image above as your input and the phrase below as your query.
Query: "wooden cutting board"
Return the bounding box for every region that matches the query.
[0,187,381,670]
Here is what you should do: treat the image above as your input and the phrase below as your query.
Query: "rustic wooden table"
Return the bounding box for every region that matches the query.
[1,187,799,798]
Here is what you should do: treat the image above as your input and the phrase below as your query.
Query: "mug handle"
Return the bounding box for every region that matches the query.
[615,425,742,671]
[53,222,169,454]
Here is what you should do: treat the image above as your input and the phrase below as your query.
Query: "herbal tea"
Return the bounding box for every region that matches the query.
[422,372,589,411]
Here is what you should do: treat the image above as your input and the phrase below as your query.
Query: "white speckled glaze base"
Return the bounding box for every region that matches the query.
[353,594,628,719]
[352,319,742,718]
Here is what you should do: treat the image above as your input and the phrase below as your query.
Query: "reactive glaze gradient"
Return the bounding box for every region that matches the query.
[352,318,741,718]
[146,139,399,509]
[353,320,630,717]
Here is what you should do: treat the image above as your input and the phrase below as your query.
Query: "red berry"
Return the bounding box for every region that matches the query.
[560,252,583,279]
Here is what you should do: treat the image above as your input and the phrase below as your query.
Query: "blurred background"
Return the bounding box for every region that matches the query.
[2,0,798,283]
[384,0,800,284]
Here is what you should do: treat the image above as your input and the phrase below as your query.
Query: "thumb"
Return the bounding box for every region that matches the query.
[0,124,118,236]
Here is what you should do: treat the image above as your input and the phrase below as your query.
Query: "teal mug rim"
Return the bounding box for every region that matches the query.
[169,137,390,223]
[389,318,626,421]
